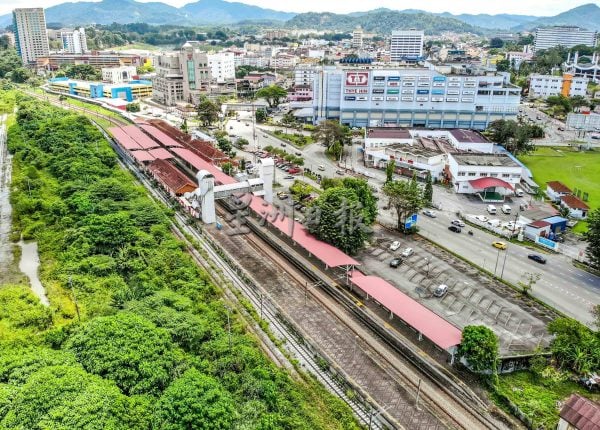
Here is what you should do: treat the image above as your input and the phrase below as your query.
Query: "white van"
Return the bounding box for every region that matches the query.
[515,187,524,197]
[317,165,325,171]
[487,205,497,215]
[501,204,512,214]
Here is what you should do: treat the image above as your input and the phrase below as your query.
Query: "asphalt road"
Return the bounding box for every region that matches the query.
[227,114,600,325]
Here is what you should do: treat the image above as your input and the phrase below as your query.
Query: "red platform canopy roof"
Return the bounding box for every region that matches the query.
[468,177,514,191]
[350,272,462,350]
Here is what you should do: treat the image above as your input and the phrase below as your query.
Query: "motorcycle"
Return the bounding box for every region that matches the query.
[468,230,474,236]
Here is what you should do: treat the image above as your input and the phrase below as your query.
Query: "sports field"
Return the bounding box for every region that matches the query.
[520,146,600,233]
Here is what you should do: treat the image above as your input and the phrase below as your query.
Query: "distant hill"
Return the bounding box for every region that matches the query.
[0,0,293,27]
[0,1,598,33]
[181,0,294,23]
[286,10,484,35]
[513,3,600,31]
[439,12,539,30]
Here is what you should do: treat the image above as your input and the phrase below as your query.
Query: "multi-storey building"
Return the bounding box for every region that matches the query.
[60,27,87,54]
[152,42,224,106]
[36,52,145,71]
[294,65,319,87]
[270,53,297,70]
[352,27,364,49]
[564,51,600,84]
[448,153,523,195]
[529,73,588,98]
[390,30,424,62]
[534,26,597,52]
[101,65,137,84]
[152,53,183,106]
[312,66,521,129]
[206,52,235,83]
[12,8,49,65]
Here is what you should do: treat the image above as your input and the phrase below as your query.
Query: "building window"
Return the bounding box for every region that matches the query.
[479,172,488,176]
[502,173,510,178]
[468,172,476,176]
[490,173,498,177]
[457,171,466,176]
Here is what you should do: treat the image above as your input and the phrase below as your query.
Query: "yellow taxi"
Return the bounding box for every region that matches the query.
[492,241,508,250]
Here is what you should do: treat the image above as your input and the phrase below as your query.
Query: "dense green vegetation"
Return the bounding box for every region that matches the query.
[458,325,499,372]
[495,370,600,429]
[306,177,376,254]
[0,93,360,429]
[285,10,484,35]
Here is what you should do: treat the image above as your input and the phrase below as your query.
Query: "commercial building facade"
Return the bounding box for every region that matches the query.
[153,42,235,106]
[12,8,49,65]
[529,73,588,98]
[35,52,145,71]
[313,66,521,129]
[534,26,597,52]
[101,65,137,84]
[206,52,235,83]
[48,77,152,102]
[60,27,87,54]
[390,30,424,62]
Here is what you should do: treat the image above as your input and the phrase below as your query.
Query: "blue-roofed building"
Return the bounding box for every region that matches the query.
[542,216,568,233]
[48,78,152,102]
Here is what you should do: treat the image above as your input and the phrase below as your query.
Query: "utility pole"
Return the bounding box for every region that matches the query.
[415,378,422,410]
[500,212,520,279]
[494,247,501,276]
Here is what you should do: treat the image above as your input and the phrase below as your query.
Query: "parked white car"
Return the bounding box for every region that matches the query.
[401,248,414,258]
[389,241,401,251]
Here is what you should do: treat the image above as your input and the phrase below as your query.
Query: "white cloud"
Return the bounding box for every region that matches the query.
[1,0,594,20]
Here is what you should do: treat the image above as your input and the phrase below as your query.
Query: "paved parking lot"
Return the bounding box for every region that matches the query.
[356,226,555,356]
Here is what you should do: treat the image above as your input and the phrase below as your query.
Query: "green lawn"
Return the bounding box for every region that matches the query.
[520,147,600,233]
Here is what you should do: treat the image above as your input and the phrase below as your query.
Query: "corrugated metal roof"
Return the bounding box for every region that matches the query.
[350,273,462,350]
[560,394,600,430]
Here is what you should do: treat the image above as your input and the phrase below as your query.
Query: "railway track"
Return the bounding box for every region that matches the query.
[28,90,510,429]
[211,205,507,430]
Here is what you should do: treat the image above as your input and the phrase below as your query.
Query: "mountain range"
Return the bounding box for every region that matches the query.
[1,0,599,33]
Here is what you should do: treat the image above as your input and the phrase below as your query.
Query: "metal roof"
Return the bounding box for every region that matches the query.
[560,394,600,430]
[350,272,462,350]
[109,127,142,150]
[139,124,182,148]
[468,177,514,191]
[121,125,160,149]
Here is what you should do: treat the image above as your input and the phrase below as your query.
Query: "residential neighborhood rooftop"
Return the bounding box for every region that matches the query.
[451,153,520,168]
[547,181,573,194]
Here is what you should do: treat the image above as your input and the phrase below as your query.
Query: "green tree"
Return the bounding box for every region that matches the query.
[423,171,433,206]
[547,317,599,375]
[0,49,23,79]
[221,162,233,175]
[385,159,395,184]
[125,103,140,113]
[235,137,249,149]
[180,118,188,133]
[307,187,371,254]
[312,120,350,151]
[197,98,220,127]
[585,208,600,269]
[153,368,236,430]
[289,180,313,201]
[382,176,424,232]
[459,325,499,373]
[216,137,232,154]
[489,38,504,48]
[66,312,180,396]
[485,119,537,155]
[495,59,510,72]
[0,365,149,429]
[341,177,378,225]
[65,64,101,80]
[517,272,541,296]
[255,108,268,123]
[255,85,287,108]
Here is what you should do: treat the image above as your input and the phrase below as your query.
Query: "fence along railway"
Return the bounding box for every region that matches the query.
[25,89,513,429]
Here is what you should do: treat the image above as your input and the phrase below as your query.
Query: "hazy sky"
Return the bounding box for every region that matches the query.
[2,0,596,17]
